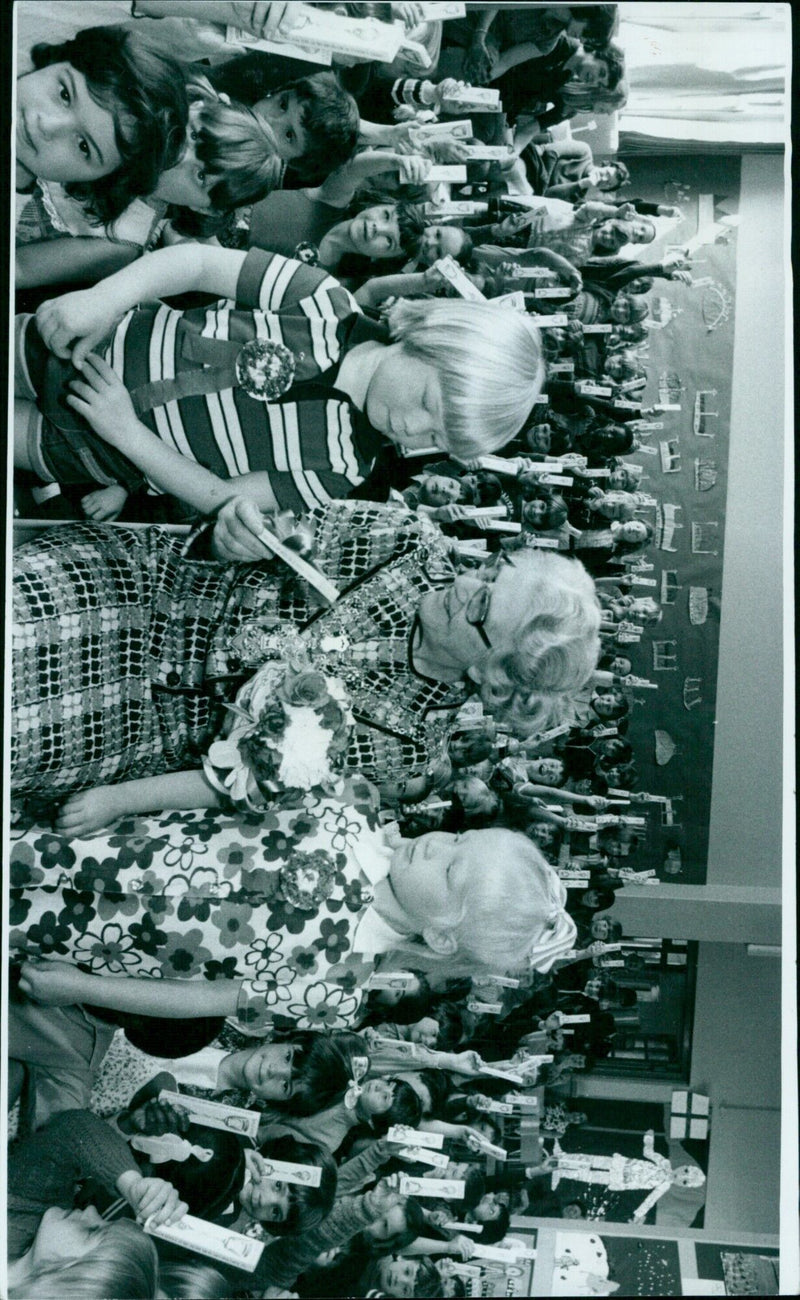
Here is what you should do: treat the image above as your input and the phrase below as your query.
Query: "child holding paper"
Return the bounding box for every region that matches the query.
[15,245,545,519]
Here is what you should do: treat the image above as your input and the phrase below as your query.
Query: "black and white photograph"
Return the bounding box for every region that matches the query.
[5,3,795,1297]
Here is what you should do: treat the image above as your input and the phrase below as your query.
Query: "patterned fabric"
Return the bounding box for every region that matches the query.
[35,249,381,514]
[9,782,388,1035]
[16,181,167,249]
[11,501,467,803]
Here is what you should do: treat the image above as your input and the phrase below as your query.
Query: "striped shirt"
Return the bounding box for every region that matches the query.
[103,248,387,514]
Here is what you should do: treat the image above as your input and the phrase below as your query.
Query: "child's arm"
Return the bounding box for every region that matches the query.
[315,150,431,208]
[16,238,140,290]
[54,768,222,838]
[18,957,242,1019]
[36,244,249,367]
[517,781,610,810]
[354,270,430,309]
[66,353,281,516]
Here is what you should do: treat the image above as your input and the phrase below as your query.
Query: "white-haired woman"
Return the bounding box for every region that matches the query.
[13,496,600,826]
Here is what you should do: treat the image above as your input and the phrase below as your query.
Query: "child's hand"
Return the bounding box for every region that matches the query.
[67,354,138,447]
[451,1235,476,1261]
[17,956,96,1006]
[434,78,468,108]
[36,292,122,369]
[117,1170,188,1228]
[450,1050,484,1076]
[129,1098,192,1137]
[391,2,427,30]
[423,265,449,294]
[369,1172,404,1215]
[395,152,432,185]
[82,485,129,522]
[54,785,128,836]
[227,1,300,43]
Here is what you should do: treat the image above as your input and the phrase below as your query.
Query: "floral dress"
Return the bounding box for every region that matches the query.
[12,500,467,805]
[9,779,395,1036]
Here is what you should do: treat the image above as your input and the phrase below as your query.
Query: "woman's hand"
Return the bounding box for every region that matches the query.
[36,290,123,369]
[117,1170,188,1228]
[17,957,96,1006]
[127,1098,192,1137]
[67,354,139,448]
[211,496,277,563]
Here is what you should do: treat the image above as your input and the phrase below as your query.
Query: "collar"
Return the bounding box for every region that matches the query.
[348,834,411,960]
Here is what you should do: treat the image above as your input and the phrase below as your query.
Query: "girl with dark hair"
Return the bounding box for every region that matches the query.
[17,26,187,214]
[15,26,188,288]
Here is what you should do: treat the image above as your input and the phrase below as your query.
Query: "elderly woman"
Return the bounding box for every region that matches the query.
[13,496,601,825]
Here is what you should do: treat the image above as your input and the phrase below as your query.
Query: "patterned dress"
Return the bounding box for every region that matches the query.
[12,500,467,803]
[9,782,389,1035]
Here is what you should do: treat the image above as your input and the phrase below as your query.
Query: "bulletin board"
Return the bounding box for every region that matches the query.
[608,153,742,883]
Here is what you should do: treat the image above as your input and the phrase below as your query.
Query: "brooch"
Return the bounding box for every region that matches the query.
[294,241,320,265]
[279,849,338,910]
[235,338,296,402]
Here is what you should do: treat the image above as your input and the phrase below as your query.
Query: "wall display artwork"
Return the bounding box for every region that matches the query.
[605,154,742,882]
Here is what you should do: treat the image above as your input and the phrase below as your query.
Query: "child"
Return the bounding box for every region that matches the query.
[550,1130,705,1223]
[15,26,187,215]
[207,65,360,185]
[7,1109,182,1300]
[262,1075,423,1155]
[15,246,545,519]
[14,820,578,1037]
[17,82,285,295]
[361,1253,444,1298]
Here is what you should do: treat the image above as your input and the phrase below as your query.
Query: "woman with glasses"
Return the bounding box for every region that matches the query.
[14,494,601,832]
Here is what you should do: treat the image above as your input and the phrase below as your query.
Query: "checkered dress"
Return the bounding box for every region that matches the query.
[12,502,466,803]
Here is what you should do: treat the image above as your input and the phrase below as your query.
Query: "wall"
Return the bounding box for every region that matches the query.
[690,943,782,1232]
[705,151,787,888]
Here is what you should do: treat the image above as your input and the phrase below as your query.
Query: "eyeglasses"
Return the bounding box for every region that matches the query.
[462,553,514,649]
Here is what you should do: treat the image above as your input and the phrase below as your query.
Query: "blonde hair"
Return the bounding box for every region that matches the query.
[389,829,577,978]
[476,550,601,737]
[10,1220,157,1299]
[184,76,283,210]
[387,299,546,457]
[158,1261,231,1299]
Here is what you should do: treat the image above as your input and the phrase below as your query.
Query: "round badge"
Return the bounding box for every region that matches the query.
[235,338,296,402]
[294,241,320,265]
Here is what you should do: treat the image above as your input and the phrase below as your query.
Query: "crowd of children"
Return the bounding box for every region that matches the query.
[10,4,706,1298]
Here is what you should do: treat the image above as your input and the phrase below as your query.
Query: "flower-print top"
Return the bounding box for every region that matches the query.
[9,779,408,1035]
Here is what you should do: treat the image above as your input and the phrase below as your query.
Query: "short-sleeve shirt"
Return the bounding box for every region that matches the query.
[101,249,387,513]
